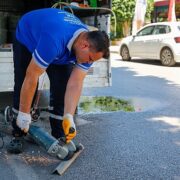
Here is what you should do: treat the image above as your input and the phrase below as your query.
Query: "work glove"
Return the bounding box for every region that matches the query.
[62,113,76,143]
[16,111,31,133]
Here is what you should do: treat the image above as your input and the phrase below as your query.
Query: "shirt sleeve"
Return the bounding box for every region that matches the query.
[75,62,93,72]
[32,32,58,69]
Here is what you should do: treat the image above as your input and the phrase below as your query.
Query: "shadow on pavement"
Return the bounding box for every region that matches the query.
[0,65,180,179]
[114,57,180,67]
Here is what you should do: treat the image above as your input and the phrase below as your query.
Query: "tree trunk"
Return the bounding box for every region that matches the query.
[122,21,131,37]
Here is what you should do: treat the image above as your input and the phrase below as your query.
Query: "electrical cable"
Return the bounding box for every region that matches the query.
[31,73,47,121]
[51,1,117,36]
[0,131,5,149]
[52,2,74,14]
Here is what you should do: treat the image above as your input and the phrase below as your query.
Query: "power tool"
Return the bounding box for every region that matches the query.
[28,125,80,160]
[2,106,84,175]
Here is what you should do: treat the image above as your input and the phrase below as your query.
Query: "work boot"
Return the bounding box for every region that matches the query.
[6,136,24,154]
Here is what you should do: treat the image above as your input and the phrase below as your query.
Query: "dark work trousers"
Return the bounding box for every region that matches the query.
[12,38,73,138]
[46,64,73,138]
[12,38,33,137]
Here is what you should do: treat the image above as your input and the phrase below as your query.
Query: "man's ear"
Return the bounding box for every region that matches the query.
[81,40,90,49]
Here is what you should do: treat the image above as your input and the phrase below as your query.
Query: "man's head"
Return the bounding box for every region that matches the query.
[73,31,110,64]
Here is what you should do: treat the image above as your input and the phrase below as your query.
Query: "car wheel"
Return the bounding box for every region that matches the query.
[160,47,176,66]
[120,45,131,61]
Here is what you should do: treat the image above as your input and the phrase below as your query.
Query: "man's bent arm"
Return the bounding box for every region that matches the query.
[64,67,87,115]
[19,58,45,113]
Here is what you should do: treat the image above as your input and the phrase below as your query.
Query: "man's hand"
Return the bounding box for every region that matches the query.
[16,111,31,133]
[62,113,76,143]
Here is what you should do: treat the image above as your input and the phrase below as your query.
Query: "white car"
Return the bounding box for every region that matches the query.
[120,22,180,66]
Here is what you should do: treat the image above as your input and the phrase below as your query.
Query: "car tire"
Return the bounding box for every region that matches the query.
[120,45,131,61]
[160,47,176,66]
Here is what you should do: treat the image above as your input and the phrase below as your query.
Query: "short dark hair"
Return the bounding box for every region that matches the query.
[86,31,110,59]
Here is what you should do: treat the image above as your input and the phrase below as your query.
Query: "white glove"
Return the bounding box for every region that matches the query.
[62,113,76,143]
[16,111,31,133]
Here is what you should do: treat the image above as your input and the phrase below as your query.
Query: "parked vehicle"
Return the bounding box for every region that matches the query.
[0,1,112,93]
[120,22,180,66]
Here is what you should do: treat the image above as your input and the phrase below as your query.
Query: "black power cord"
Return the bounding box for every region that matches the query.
[0,131,5,149]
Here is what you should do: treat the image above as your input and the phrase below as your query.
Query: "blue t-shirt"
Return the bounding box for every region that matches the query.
[16,8,92,71]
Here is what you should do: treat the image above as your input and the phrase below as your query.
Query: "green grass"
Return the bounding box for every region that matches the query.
[79,96,135,113]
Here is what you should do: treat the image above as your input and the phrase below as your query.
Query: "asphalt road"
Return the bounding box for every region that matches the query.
[0,48,180,180]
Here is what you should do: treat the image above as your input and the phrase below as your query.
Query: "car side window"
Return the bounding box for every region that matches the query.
[136,26,154,36]
[166,26,171,33]
[177,26,180,31]
[153,25,170,35]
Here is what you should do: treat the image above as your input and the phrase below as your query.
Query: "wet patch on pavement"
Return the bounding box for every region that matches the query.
[78,96,167,114]
[130,97,168,112]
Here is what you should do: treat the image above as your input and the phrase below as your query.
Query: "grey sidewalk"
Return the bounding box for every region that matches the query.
[110,45,120,53]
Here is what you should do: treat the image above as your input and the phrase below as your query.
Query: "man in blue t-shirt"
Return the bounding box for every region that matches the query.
[7,8,109,154]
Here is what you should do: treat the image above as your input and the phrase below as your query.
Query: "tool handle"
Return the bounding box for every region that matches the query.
[58,127,75,144]
[69,127,75,134]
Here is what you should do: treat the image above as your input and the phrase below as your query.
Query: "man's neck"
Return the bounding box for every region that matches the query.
[72,32,87,50]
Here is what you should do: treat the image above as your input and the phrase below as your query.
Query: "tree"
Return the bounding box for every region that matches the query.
[112,0,135,38]
[146,0,154,20]
[112,0,135,22]
[112,0,154,38]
